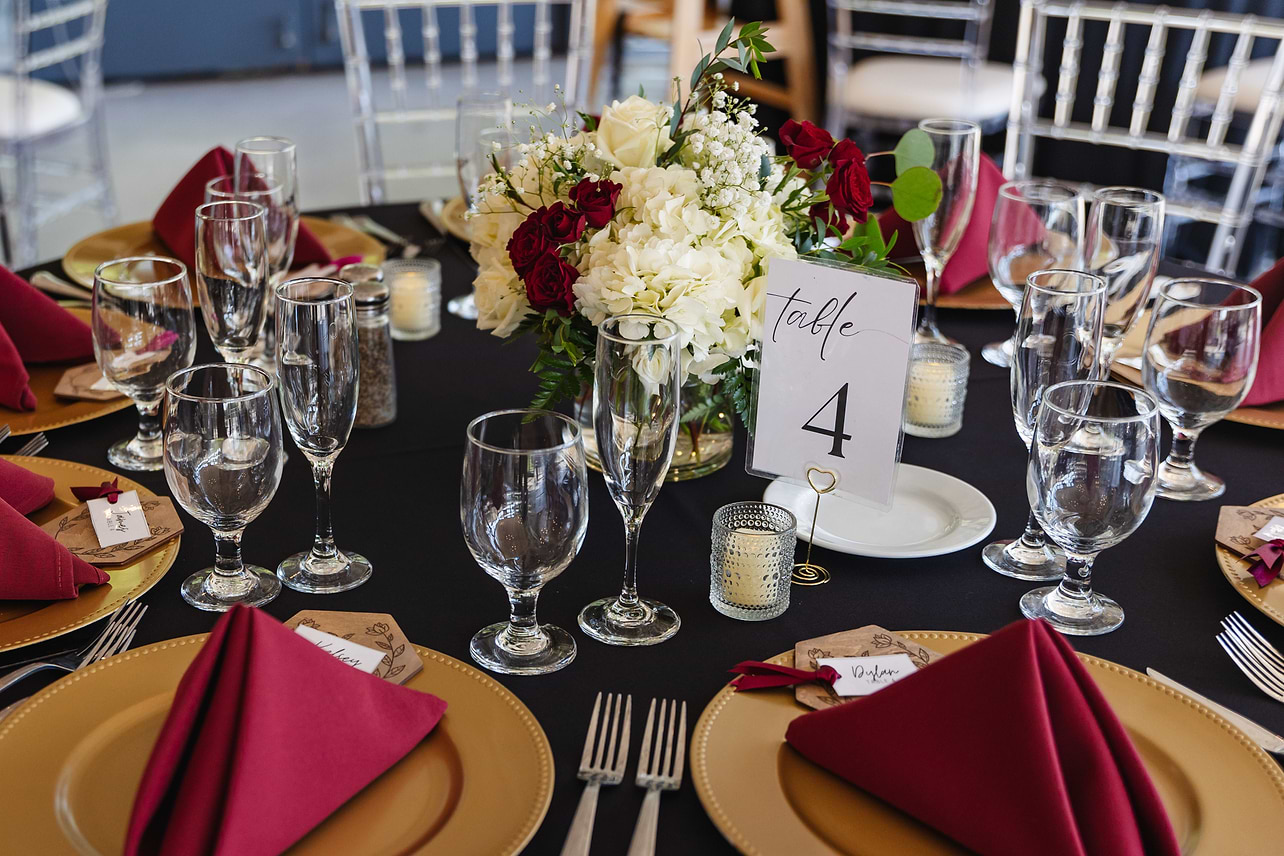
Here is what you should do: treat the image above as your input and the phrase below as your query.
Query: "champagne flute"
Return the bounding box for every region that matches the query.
[913,118,981,345]
[194,201,270,364]
[452,92,514,320]
[205,175,294,288]
[1143,279,1261,501]
[461,409,588,674]
[982,269,1105,581]
[235,136,299,366]
[579,314,682,646]
[275,277,372,593]
[1085,187,1165,366]
[982,181,1084,367]
[1021,380,1161,635]
[163,363,284,611]
[91,257,197,471]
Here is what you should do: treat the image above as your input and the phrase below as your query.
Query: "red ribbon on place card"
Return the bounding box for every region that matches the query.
[1247,539,1284,587]
[72,477,122,504]
[729,661,841,691]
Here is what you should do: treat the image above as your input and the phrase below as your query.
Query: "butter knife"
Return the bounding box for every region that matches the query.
[1147,668,1284,754]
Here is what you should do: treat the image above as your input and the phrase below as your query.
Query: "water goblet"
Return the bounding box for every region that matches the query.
[1143,279,1261,501]
[1020,380,1161,635]
[982,269,1105,581]
[274,277,372,593]
[194,201,270,364]
[982,180,1085,367]
[163,364,284,611]
[913,118,981,345]
[461,409,588,674]
[91,256,197,471]
[1085,187,1165,366]
[579,314,682,646]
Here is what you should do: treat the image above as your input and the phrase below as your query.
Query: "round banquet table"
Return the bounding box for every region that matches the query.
[8,203,1284,855]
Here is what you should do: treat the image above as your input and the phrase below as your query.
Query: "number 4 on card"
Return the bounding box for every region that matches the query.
[801,384,851,458]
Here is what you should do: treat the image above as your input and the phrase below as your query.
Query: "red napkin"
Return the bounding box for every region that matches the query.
[0,321,36,411]
[1240,258,1284,406]
[152,147,332,271]
[785,619,1180,856]
[0,265,94,364]
[880,153,1006,294]
[0,496,109,599]
[0,457,54,514]
[124,605,448,856]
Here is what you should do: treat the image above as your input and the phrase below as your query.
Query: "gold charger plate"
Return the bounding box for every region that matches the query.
[61,217,385,289]
[0,634,553,855]
[896,259,1009,310]
[1215,493,1284,627]
[438,196,471,243]
[0,456,179,654]
[693,631,1284,855]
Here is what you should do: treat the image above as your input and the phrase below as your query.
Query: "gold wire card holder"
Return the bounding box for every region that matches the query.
[792,466,836,586]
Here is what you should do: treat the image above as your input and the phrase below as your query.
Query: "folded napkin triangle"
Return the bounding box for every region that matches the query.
[0,456,54,514]
[0,265,93,365]
[0,496,108,599]
[124,605,448,856]
[784,619,1179,856]
[0,320,36,411]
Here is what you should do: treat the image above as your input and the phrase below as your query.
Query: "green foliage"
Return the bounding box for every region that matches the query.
[890,166,943,221]
[713,358,757,425]
[514,311,597,412]
[578,111,598,132]
[892,128,933,175]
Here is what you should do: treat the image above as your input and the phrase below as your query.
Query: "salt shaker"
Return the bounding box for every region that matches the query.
[347,270,397,428]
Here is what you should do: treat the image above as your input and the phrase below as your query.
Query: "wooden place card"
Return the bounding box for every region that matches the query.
[41,496,183,566]
[283,611,423,685]
[793,625,942,711]
[53,363,123,401]
[1216,506,1284,557]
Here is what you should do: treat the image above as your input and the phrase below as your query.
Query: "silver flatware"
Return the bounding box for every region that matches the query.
[332,213,424,258]
[560,692,631,856]
[626,698,687,856]
[0,600,147,696]
[0,424,9,445]
[1147,668,1284,754]
[12,432,48,457]
[30,270,92,300]
[1218,611,1284,704]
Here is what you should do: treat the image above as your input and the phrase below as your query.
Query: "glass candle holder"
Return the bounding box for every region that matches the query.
[903,342,970,438]
[710,502,797,621]
[384,258,441,341]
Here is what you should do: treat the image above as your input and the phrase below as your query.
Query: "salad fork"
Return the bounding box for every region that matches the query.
[560,691,631,856]
[0,600,147,695]
[13,432,48,457]
[1218,611,1284,704]
[627,698,687,856]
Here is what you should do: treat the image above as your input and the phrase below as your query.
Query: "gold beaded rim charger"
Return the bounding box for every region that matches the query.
[0,634,553,855]
[0,456,180,653]
[693,631,1284,854]
[1215,493,1284,627]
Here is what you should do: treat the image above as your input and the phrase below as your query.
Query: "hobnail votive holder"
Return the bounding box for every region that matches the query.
[710,502,796,621]
[903,342,970,438]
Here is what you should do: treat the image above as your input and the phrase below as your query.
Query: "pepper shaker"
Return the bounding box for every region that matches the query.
[343,265,397,429]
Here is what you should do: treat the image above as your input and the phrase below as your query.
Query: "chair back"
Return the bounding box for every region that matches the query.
[8,0,110,127]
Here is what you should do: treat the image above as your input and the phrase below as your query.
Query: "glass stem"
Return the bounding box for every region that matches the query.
[1056,552,1098,605]
[618,520,642,608]
[310,458,337,560]
[918,259,942,336]
[136,400,161,444]
[213,529,246,579]
[1017,511,1047,549]
[506,587,541,640]
[1165,428,1199,471]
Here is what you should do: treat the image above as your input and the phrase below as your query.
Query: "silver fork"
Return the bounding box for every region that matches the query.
[560,692,631,856]
[0,424,10,445]
[1218,611,1284,704]
[627,698,688,856]
[0,600,147,696]
[13,432,48,457]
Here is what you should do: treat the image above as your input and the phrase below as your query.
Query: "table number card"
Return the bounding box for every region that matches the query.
[747,257,918,508]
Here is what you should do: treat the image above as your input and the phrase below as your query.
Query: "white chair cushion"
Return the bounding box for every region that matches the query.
[0,75,83,139]
[1196,57,1273,114]
[841,56,1016,122]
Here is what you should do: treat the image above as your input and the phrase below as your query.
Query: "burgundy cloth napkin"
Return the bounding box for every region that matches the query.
[0,321,35,411]
[0,457,54,514]
[785,619,1180,856]
[152,147,332,271]
[0,265,94,364]
[0,496,109,599]
[1240,258,1284,406]
[123,605,448,856]
[879,153,1006,295]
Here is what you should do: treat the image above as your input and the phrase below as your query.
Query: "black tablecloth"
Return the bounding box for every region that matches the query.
[9,203,1284,855]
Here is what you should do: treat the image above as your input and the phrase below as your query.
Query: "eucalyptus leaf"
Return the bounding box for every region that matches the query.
[892,128,933,175]
[890,166,943,221]
[759,152,771,180]
[716,17,734,54]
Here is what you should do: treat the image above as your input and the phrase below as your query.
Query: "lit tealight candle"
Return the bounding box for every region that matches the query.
[384,259,441,341]
[903,343,970,439]
[721,527,779,607]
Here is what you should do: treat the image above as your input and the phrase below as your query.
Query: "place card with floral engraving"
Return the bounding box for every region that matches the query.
[793,626,941,710]
[40,496,183,566]
[1215,506,1284,557]
[283,610,423,685]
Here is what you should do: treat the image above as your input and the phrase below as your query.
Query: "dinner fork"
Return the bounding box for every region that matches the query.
[0,424,10,445]
[560,692,632,856]
[13,432,48,457]
[1217,611,1284,704]
[627,698,688,856]
[0,600,147,695]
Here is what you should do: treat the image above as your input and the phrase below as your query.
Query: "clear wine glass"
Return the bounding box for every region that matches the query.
[913,118,981,345]
[235,136,299,366]
[461,409,588,674]
[579,314,682,646]
[205,175,294,288]
[194,201,270,364]
[452,92,514,321]
[163,363,284,611]
[1085,187,1165,366]
[1142,278,1261,501]
[982,181,1085,367]
[274,277,372,593]
[1020,380,1161,635]
[91,257,197,471]
[982,269,1105,581]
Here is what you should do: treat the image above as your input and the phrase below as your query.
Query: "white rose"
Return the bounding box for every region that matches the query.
[595,96,672,168]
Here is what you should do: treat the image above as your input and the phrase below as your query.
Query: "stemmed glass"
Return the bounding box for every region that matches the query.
[163,364,284,611]
[194,201,270,364]
[451,92,514,320]
[913,118,981,345]
[1142,279,1261,501]
[1020,380,1161,635]
[982,181,1085,367]
[461,409,588,674]
[234,136,299,363]
[982,270,1105,581]
[274,277,372,593]
[205,175,295,288]
[91,257,197,471]
[579,314,682,646]
[1084,187,1165,366]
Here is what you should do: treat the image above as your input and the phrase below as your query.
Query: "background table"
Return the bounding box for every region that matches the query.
[8,203,1284,855]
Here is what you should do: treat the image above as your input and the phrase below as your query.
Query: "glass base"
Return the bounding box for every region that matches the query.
[981,336,1014,368]
[181,565,280,612]
[1156,459,1225,501]
[578,597,680,646]
[107,434,163,471]
[1019,585,1124,636]
[277,549,373,594]
[470,622,576,675]
[447,294,479,320]
[982,538,1065,581]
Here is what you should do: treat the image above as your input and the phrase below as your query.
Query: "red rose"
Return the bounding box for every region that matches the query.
[538,202,588,245]
[826,157,874,223]
[779,119,834,170]
[507,215,553,277]
[568,178,622,229]
[524,252,579,315]
[808,202,850,236]
[829,139,865,166]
